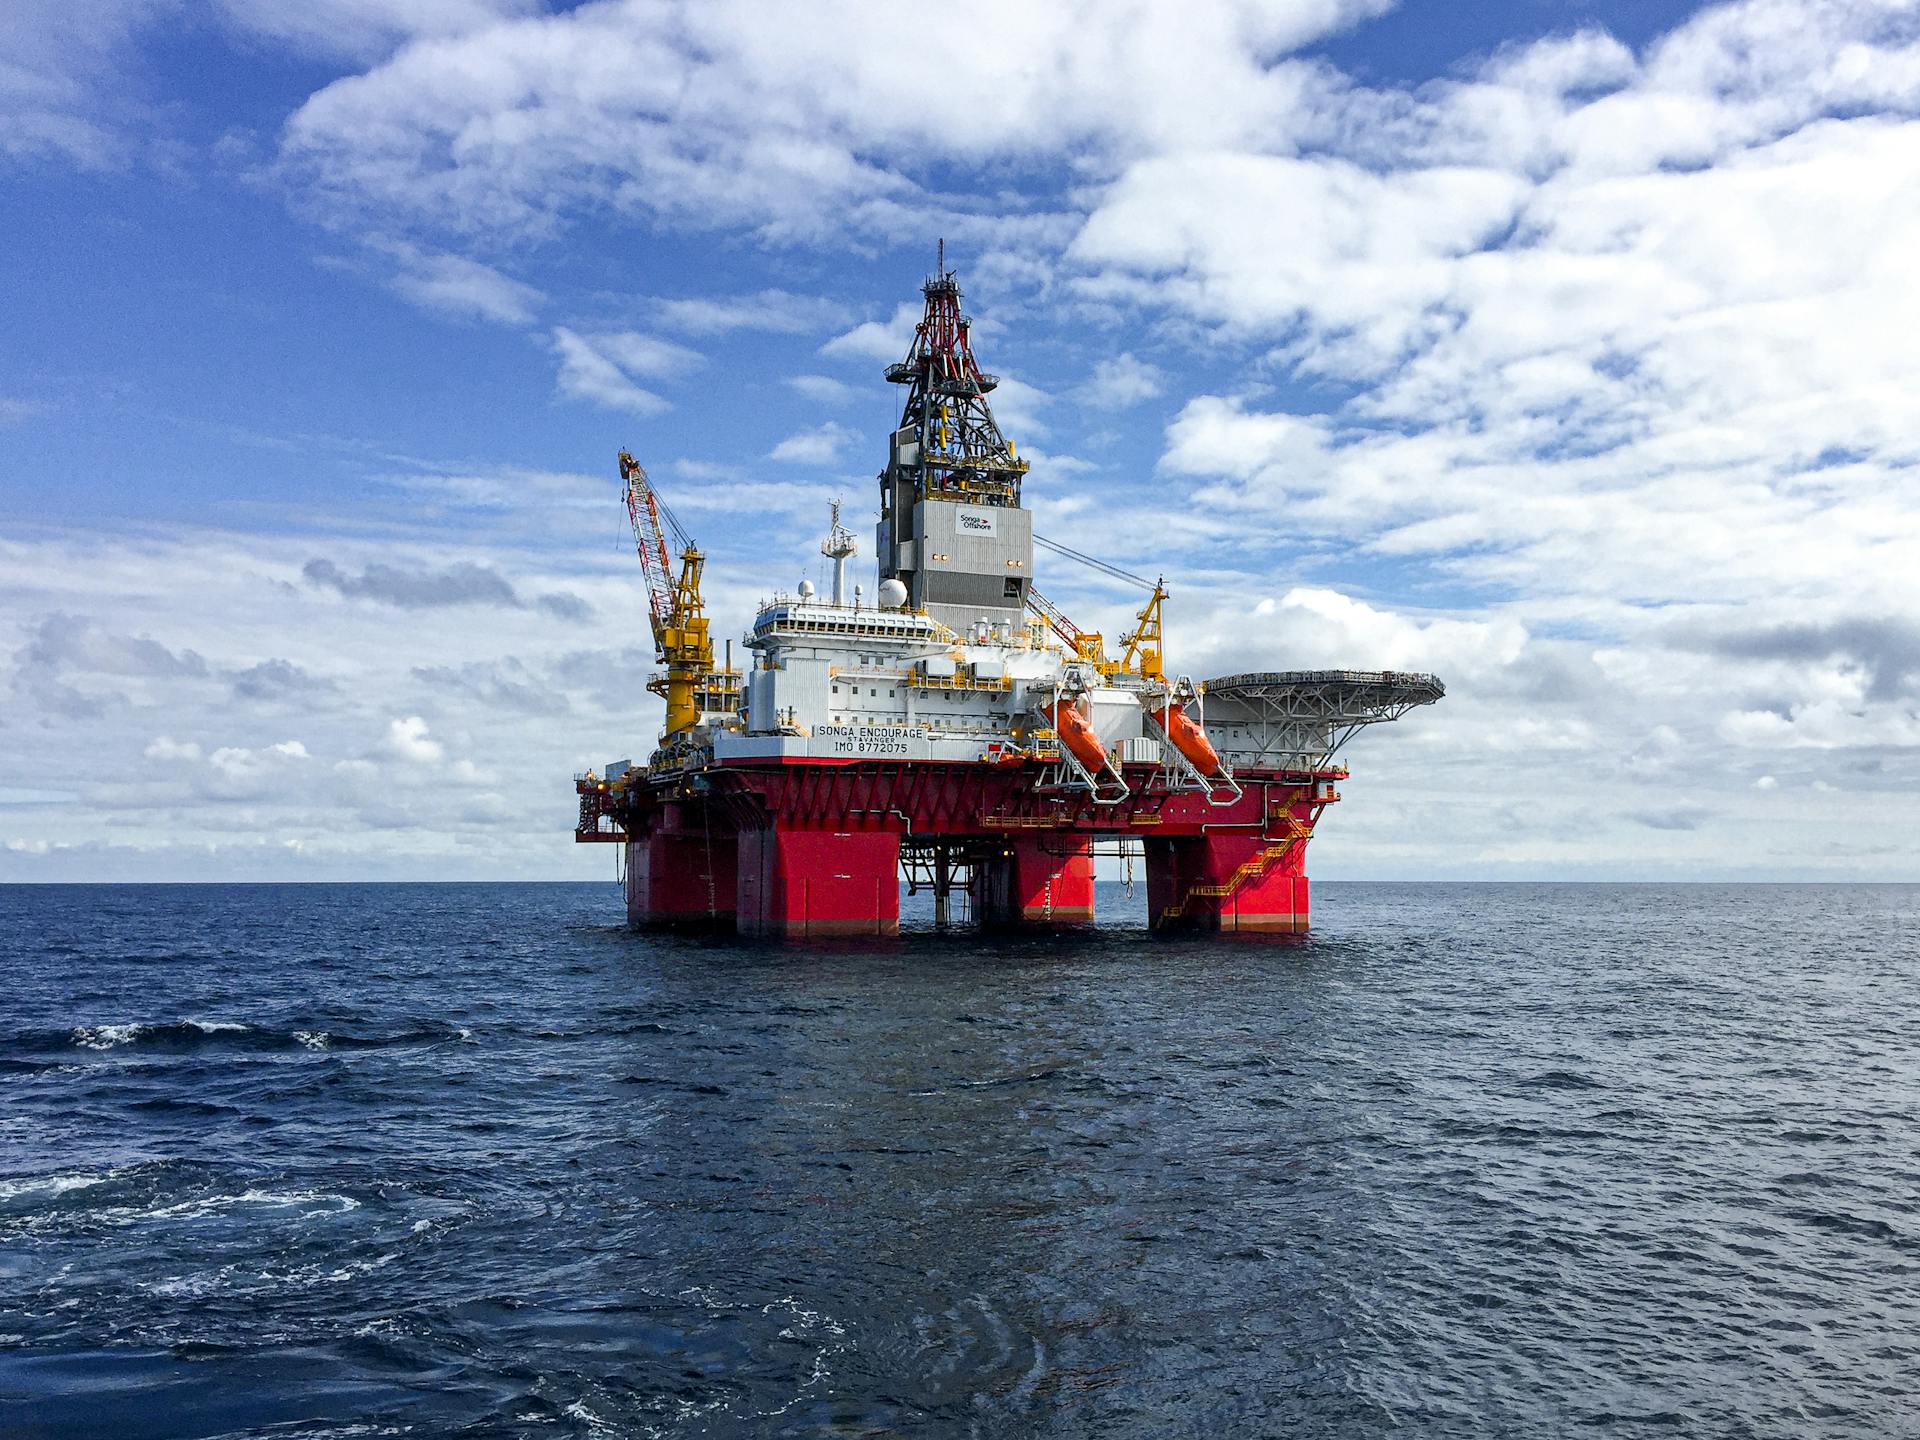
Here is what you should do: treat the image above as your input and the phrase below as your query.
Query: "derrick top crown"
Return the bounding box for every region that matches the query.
[882,245,1029,510]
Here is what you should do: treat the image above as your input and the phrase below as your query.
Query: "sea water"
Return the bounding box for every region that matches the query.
[2,881,1917,1437]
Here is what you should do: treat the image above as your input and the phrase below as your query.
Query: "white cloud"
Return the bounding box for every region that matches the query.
[0,0,168,168]
[216,0,536,61]
[549,328,699,414]
[985,375,1052,443]
[1077,352,1164,408]
[652,289,846,336]
[16,0,1920,881]
[787,374,858,406]
[382,715,444,763]
[385,248,542,324]
[769,421,857,465]
[0,398,48,425]
[820,302,923,364]
[279,0,1389,239]
[1244,586,1527,681]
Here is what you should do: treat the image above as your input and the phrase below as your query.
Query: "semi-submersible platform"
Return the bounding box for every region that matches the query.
[574,256,1443,938]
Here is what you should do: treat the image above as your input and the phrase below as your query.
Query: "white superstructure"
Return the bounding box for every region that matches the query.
[716,585,1164,773]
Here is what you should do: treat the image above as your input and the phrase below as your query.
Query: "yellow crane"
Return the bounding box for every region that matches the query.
[620,449,717,739]
[1027,534,1167,682]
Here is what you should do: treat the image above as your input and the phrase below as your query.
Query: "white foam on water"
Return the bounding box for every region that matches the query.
[316,1250,398,1283]
[0,1173,110,1202]
[758,1296,852,1419]
[140,1189,361,1223]
[70,1018,249,1049]
[295,1031,332,1050]
[71,1023,142,1050]
[562,1401,615,1435]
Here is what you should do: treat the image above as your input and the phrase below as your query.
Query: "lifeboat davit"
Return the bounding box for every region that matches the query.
[1149,701,1222,777]
[1050,699,1113,775]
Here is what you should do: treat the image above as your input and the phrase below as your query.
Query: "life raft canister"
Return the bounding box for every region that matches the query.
[1050,698,1112,775]
[1149,701,1223,777]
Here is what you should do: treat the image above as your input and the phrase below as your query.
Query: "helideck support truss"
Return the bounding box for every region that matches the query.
[1201,671,1445,773]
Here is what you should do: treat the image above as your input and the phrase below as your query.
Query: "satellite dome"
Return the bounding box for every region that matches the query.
[797,579,816,598]
[877,577,908,609]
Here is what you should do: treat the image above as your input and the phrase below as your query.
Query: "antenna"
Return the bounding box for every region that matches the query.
[821,497,858,605]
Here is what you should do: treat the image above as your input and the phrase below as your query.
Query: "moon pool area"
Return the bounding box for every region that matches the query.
[2,881,1916,1437]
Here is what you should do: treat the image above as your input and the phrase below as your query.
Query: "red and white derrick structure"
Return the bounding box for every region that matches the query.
[574,257,1443,938]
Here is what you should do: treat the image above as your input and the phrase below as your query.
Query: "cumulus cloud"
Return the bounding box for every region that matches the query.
[1631,805,1713,831]
[820,302,923,364]
[9,612,210,719]
[1077,352,1164,408]
[278,0,1389,239]
[382,715,443,764]
[305,557,516,608]
[1237,587,1526,681]
[302,557,591,617]
[412,657,563,715]
[0,0,168,169]
[769,421,858,465]
[549,327,699,414]
[14,0,1920,881]
[1676,616,1920,702]
[230,658,335,701]
[216,0,537,62]
[787,374,858,406]
[385,247,543,324]
[651,289,846,336]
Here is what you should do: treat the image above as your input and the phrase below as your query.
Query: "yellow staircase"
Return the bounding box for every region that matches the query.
[1159,812,1314,925]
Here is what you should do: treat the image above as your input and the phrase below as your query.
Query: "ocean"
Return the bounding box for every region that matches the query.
[1,881,1916,1437]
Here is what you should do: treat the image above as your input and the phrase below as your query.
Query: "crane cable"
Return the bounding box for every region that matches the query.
[1032,533,1156,592]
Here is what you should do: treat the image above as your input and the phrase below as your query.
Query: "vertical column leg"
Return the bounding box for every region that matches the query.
[737,827,901,939]
[933,847,952,927]
[627,806,738,928]
[1147,832,1309,935]
[971,836,1095,927]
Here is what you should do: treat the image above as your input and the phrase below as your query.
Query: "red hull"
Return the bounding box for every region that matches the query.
[584,757,1338,940]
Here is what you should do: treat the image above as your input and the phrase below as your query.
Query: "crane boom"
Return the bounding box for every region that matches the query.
[620,450,676,652]
[1026,585,1106,667]
[617,448,716,740]
[1027,549,1168,683]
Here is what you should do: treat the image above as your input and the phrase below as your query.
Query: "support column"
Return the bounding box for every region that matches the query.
[933,847,953,927]
[626,805,737,929]
[737,826,901,939]
[1146,832,1309,936]
[972,836,1095,927]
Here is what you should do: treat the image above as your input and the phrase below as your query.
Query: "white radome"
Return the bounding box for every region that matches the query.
[877,578,908,609]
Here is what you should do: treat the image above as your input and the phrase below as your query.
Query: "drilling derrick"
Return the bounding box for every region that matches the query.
[878,242,1035,632]
[574,256,1443,939]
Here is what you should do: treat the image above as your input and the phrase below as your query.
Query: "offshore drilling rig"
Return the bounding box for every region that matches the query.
[574,254,1443,938]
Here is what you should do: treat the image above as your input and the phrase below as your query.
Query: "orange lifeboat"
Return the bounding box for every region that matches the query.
[1149,701,1222,777]
[1050,699,1112,775]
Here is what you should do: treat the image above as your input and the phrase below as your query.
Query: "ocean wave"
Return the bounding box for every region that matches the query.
[140,1189,362,1223]
[0,1172,112,1203]
[24,1020,477,1055]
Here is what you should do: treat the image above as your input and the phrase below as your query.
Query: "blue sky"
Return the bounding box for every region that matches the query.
[5,0,1919,881]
